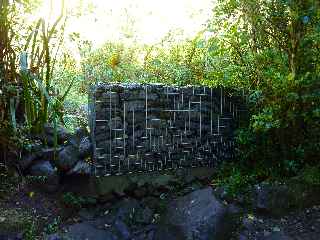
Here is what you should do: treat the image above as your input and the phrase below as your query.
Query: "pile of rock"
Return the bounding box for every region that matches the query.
[19,124,92,192]
[47,187,241,240]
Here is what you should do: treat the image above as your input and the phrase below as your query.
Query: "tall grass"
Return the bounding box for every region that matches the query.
[0,0,19,161]
[20,2,73,134]
[1,0,71,162]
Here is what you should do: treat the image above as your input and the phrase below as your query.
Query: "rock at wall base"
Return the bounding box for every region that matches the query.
[157,187,237,240]
[29,161,59,193]
[67,160,91,176]
[56,145,79,171]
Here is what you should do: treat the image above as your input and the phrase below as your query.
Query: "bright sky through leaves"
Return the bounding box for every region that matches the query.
[37,0,214,47]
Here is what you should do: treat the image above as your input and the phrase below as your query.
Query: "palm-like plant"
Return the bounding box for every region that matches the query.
[20,2,73,134]
[1,0,72,162]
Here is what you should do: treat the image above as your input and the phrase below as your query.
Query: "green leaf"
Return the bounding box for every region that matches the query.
[10,98,17,132]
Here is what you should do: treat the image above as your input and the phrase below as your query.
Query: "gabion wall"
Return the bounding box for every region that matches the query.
[89,83,245,176]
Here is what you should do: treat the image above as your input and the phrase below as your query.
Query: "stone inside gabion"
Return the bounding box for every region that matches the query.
[89,83,245,176]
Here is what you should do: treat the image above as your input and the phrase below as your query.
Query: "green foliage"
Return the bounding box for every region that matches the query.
[23,221,37,240]
[0,207,38,239]
[26,175,48,184]
[54,32,211,131]
[0,0,21,158]
[5,0,315,183]
[300,165,320,185]
[61,192,96,209]
[51,0,319,180]
[19,1,70,135]
[0,163,21,199]
[0,0,71,164]
[78,32,208,87]
[44,216,61,235]
[61,192,83,209]
[53,52,87,131]
[214,163,257,197]
[222,170,251,197]
[82,42,142,83]
[209,0,320,176]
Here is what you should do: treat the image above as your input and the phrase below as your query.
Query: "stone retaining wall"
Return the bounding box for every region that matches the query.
[89,83,246,176]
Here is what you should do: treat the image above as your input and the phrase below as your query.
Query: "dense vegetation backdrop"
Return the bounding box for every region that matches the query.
[1,0,319,184]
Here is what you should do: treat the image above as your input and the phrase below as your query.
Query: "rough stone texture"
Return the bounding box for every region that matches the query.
[60,175,99,199]
[19,143,44,170]
[158,187,235,240]
[238,204,320,240]
[154,225,185,240]
[42,147,62,162]
[62,222,118,240]
[29,161,56,176]
[90,83,246,176]
[262,232,293,240]
[42,123,71,145]
[79,136,92,158]
[68,167,216,201]
[20,153,39,170]
[114,198,152,224]
[45,198,158,240]
[56,145,79,171]
[253,181,320,216]
[67,160,91,175]
[129,173,177,188]
[20,147,62,171]
[75,127,89,141]
[29,161,59,192]
[95,175,132,197]
[46,234,61,240]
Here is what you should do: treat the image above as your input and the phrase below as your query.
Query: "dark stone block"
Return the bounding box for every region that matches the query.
[89,83,244,176]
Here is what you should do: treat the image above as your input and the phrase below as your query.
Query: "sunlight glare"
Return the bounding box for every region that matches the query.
[35,0,214,47]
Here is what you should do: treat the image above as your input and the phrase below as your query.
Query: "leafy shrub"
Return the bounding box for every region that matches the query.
[23,221,37,240]
[214,163,257,197]
[209,0,320,177]
[44,217,61,235]
[301,165,320,186]
[61,192,96,209]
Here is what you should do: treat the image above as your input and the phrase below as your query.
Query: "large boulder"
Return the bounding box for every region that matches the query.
[79,137,92,159]
[19,142,43,170]
[95,176,132,198]
[252,181,320,216]
[156,187,237,240]
[20,152,40,170]
[154,225,185,240]
[262,231,293,240]
[46,222,118,240]
[75,127,89,141]
[67,160,91,175]
[56,145,79,171]
[59,175,98,199]
[114,198,154,225]
[128,173,177,189]
[42,147,63,162]
[29,161,59,192]
[68,127,90,147]
[253,183,288,215]
[42,123,71,145]
[20,147,62,171]
[30,161,56,176]
[46,198,153,240]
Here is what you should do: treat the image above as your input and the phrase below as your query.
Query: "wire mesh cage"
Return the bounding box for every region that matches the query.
[89,83,246,176]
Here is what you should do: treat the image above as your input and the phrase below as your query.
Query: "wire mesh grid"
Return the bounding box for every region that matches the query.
[89,84,245,176]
